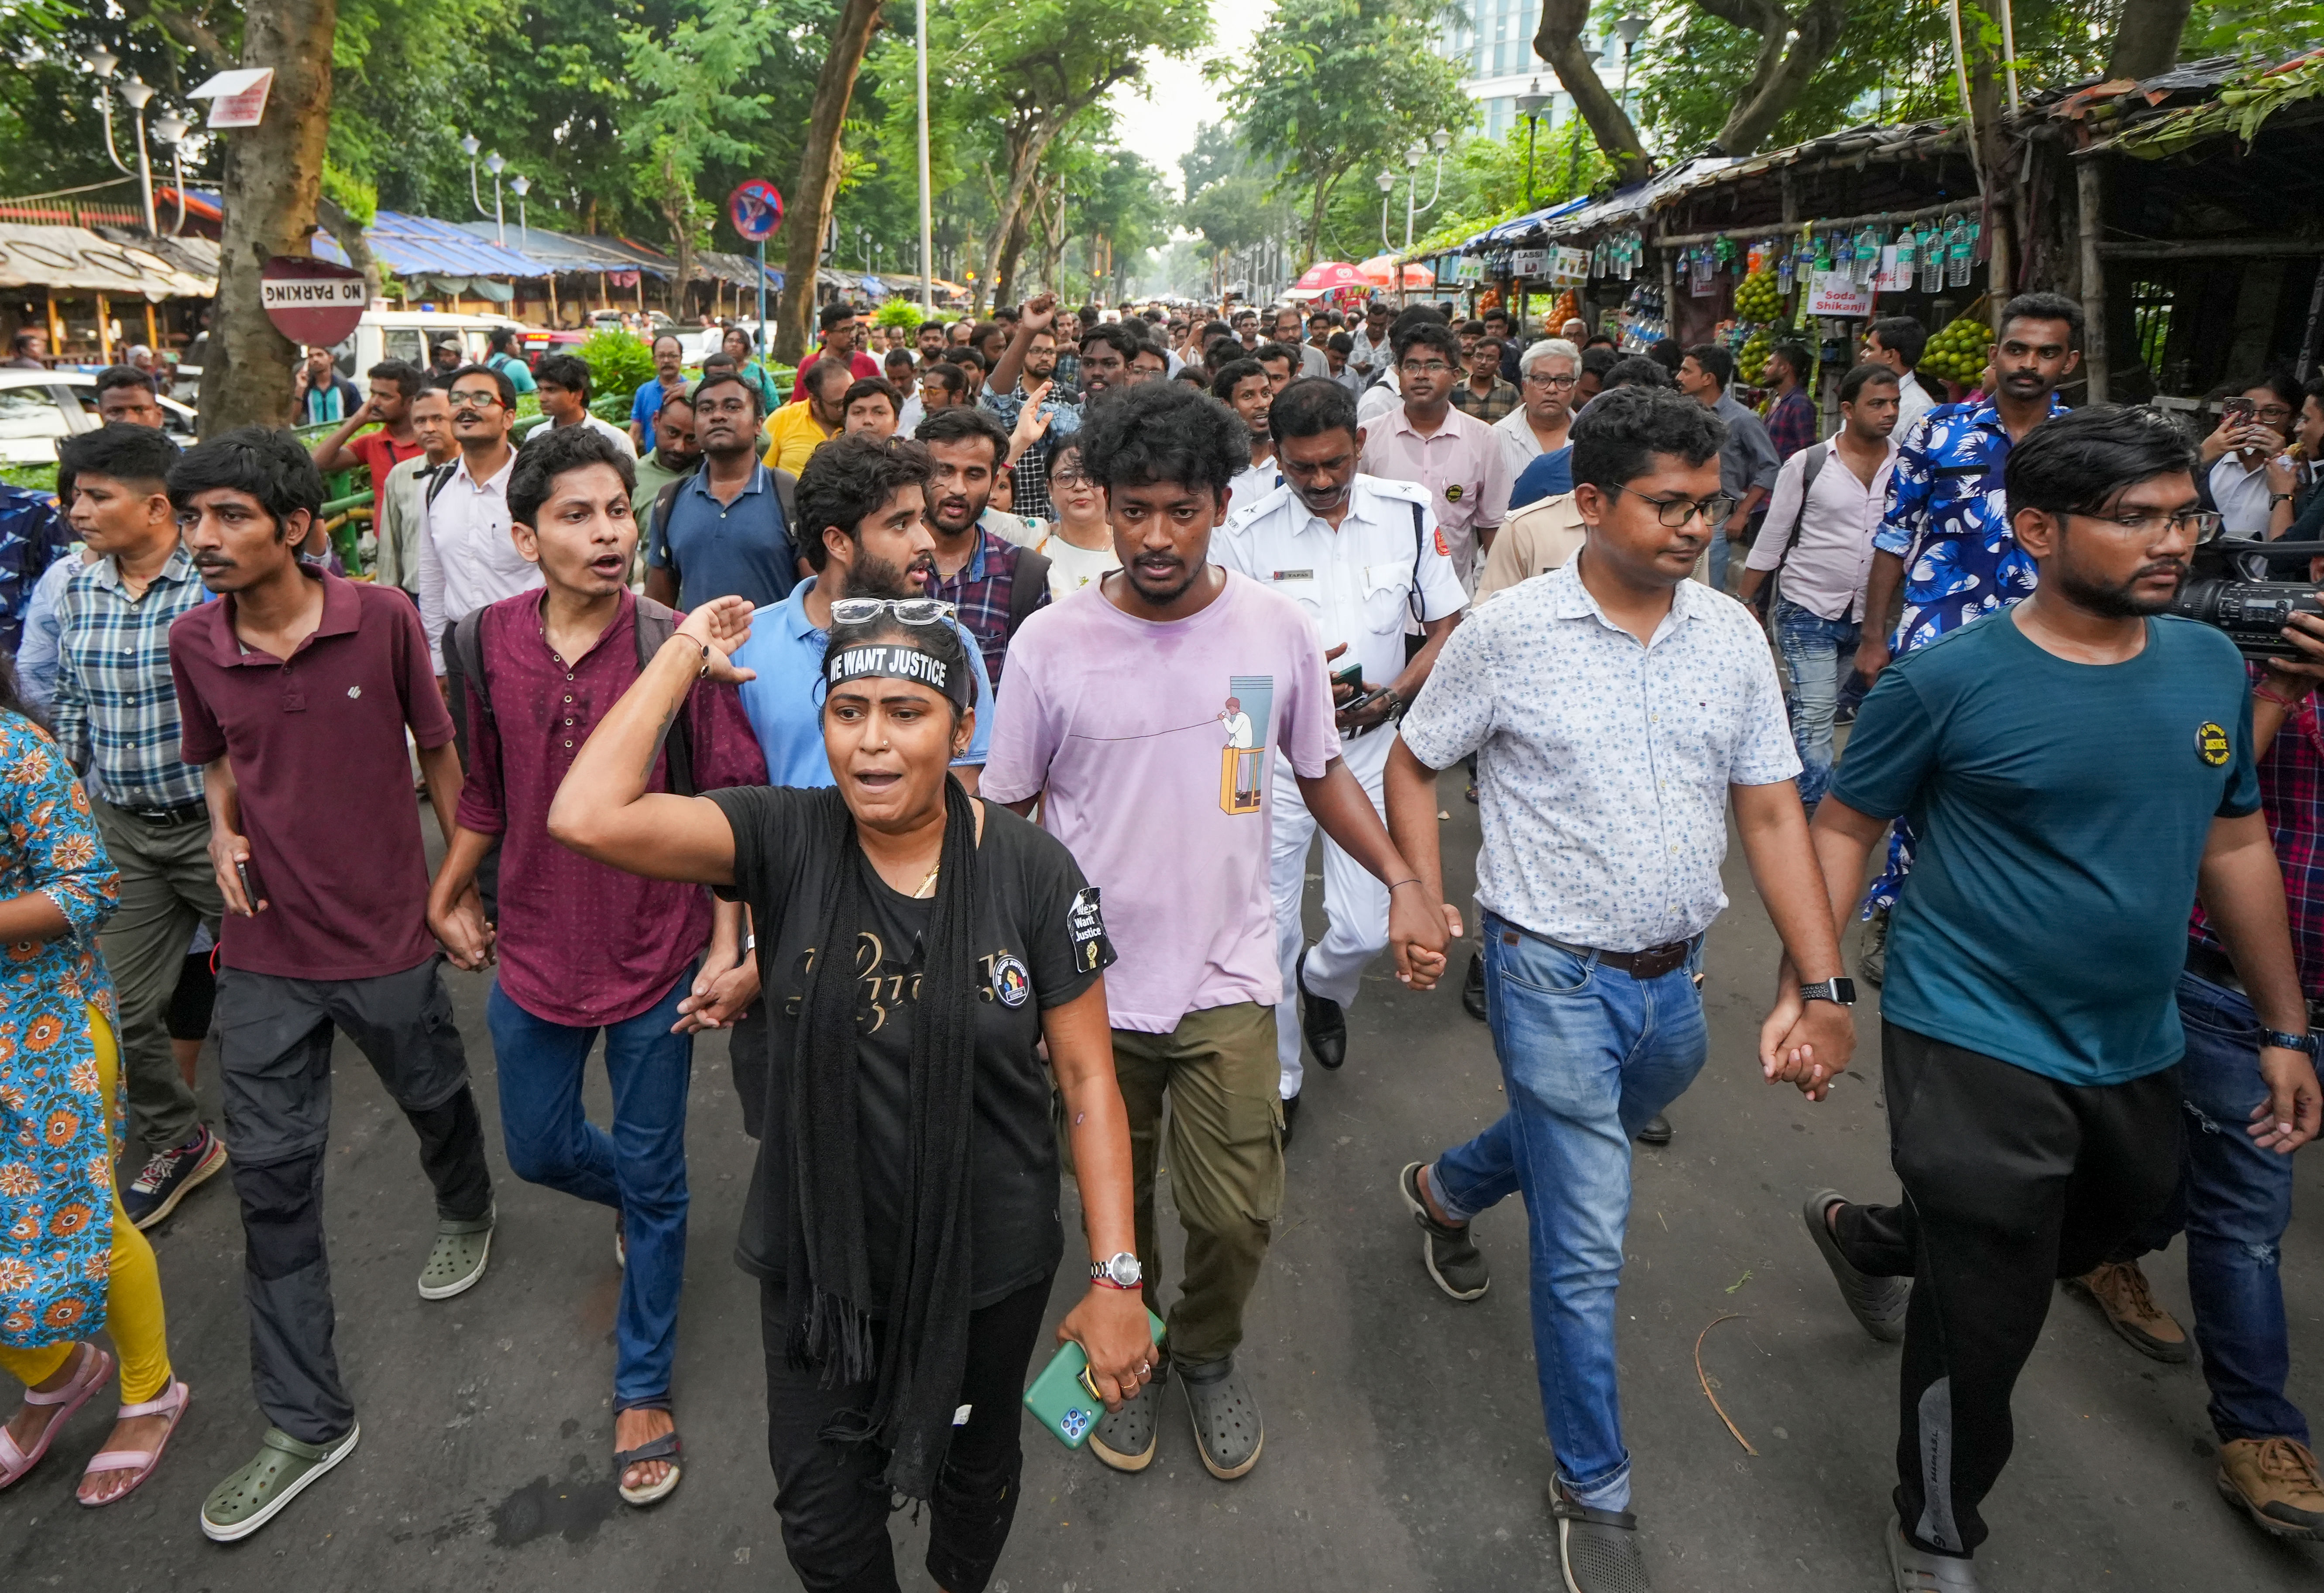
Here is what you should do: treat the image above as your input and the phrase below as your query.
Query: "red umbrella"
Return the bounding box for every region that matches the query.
[1293,261,1368,292]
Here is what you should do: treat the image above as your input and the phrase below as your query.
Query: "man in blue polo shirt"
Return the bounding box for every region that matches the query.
[643,371,799,610]
[729,432,992,790]
[717,432,991,1140]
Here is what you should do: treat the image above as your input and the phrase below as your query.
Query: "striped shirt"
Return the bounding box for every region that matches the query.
[51,548,212,809]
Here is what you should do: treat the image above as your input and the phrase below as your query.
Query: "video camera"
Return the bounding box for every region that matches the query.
[2168,537,2324,659]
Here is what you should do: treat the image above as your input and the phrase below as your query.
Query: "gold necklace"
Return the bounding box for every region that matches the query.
[912,857,941,899]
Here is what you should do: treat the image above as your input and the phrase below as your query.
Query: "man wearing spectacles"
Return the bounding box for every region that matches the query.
[1359,320,1510,588]
[2197,374,2303,537]
[1383,385,1847,1591]
[1494,337,1583,491]
[417,365,535,802]
[1800,404,2318,1587]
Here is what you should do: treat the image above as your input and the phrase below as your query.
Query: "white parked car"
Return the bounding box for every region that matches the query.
[172,309,531,406]
[0,368,198,465]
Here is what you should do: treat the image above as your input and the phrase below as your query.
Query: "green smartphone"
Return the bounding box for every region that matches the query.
[1332,660,1365,695]
[1022,1309,1165,1448]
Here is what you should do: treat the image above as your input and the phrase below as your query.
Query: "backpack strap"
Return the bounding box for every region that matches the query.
[1006,546,1052,637]
[423,461,459,511]
[1762,442,1827,617]
[632,595,697,797]
[448,610,491,718]
[771,467,798,530]
[647,477,688,575]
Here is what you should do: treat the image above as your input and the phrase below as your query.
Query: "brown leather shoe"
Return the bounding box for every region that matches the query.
[2218,1437,2324,1539]
[2067,1260,2191,1362]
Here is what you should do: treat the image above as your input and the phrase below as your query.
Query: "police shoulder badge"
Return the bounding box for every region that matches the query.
[2196,720,2231,767]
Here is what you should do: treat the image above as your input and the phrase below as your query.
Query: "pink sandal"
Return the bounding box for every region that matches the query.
[0,1342,115,1489]
[76,1379,190,1507]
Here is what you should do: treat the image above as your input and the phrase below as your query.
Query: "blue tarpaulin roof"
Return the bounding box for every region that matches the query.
[447,220,676,277]
[1464,197,1593,251]
[310,210,555,277]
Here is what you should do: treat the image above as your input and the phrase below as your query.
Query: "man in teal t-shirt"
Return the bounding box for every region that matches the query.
[1787,406,2321,1588]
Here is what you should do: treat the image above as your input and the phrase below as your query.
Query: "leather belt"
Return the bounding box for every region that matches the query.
[1517,929,1700,981]
[117,798,208,827]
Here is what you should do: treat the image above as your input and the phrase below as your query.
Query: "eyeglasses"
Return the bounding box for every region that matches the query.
[447,389,504,408]
[828,597,958,626]
[2069,508,2224,542]
[1401,361,1454,377]
[1524,372,1579,389]
[1606,485,1740,528]
[1050,467,1093,488]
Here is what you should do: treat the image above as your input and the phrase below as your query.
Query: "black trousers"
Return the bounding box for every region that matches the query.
[761,1273,1053,1593]
[218,958,493,1443]
[1833,1022,2182,1557]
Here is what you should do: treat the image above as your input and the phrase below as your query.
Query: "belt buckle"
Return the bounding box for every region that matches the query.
[1630,940,1689,981]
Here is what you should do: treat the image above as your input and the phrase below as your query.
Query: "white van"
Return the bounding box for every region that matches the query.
[171,308,528,404]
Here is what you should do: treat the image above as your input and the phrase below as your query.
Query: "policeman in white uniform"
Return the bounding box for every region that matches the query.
[1216,377,1468,1133]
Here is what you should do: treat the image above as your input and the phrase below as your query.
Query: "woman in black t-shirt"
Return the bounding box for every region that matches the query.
[551,595,1154,1593]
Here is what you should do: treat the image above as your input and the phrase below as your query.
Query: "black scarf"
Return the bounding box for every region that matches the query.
[780,778,980,1501]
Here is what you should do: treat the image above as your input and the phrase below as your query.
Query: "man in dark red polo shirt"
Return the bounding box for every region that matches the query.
[165,427,495,1544]
[424,426,766,1507]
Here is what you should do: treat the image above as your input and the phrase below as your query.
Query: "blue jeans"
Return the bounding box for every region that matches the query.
[1773,598,1861,811]
[1429,917,1708,1510]
[2131,972,2309,1445]
[1709,530,1733,593]
[488,972,695,1410]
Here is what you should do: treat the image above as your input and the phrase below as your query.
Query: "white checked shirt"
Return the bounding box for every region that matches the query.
[1399,557,1799,951]
[1215,476,1469,704]
[415,449,539,673]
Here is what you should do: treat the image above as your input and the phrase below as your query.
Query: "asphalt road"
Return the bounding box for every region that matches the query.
[3,769,2322,1592]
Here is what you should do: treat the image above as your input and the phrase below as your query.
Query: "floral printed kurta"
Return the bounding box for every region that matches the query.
[0,711,120,1348]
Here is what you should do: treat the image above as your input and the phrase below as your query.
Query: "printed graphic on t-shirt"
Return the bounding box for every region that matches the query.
[1219,674,1275,814]
[783,930,1035,1024]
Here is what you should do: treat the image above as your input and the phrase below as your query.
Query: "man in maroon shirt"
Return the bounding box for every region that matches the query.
[425,426,766,1506]
[166,428,494,1543]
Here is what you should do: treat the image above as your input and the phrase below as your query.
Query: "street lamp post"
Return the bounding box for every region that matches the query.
[82,52,165,236]
[1402,129,1451,252]
[151,110,191,236]
[1516,78,1550,211]
[1377,169,1397,255]
[509,174,531,242]
[1616,10,1651,117]
[460,134,487,217]
[486,151,507,247]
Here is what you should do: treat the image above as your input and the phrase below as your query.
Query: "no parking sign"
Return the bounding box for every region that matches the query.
[728,180,784,242]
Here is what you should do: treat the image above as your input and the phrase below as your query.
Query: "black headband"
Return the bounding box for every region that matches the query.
[824,643,974,712]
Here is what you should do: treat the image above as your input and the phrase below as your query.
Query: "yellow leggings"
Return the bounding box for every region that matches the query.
[0,1008,172,1404]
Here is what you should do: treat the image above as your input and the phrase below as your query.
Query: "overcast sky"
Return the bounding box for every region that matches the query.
[1108,2,1271,202]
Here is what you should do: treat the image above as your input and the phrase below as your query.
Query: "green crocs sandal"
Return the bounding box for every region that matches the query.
[199,1423,360,1542]
[418,1208,495,1301]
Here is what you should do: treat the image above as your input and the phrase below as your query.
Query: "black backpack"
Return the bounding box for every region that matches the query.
[448,596,696,796]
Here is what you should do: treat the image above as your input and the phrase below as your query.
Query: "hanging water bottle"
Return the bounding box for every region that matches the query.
[1855,224,1882,286]
[1895,223,1918,279]
[1948,217,1975,287]
[1921,222,1948,293]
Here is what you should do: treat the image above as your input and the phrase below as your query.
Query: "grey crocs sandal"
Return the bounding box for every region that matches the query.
[419,1206,496,1301]
[200,1422,361,1542]
[1180,1357,1263,1480]
[1550,1479,1652,1593]
[1087,1364,1165,1473]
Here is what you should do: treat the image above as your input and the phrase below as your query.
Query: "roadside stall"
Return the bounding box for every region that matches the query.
[0,220,216,366]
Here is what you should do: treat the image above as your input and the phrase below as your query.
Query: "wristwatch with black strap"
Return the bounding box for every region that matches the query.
[1800,977,1857,1006]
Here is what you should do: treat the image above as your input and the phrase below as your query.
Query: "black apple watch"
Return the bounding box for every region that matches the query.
[1800,977,1857,1006]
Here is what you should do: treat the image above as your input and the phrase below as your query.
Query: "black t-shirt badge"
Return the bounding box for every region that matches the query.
[2196,720,2231,767]
[991,952,1031,1008]
[1068,887,1113,974]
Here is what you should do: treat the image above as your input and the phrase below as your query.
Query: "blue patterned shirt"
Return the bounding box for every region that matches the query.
[51,549,212,809]
[1872,396,2068,654]
[0,486,69,656]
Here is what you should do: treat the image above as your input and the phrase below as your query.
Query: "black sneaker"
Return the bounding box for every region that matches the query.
[124,1124,228,1230]
[1397,1161,1488,1301]
[1803,1189,1909,1342]
[1280,1093,1300,1146]
[1551,1478,1652,1591]
[1462,950,1488,1022]
[1297,948,1346,1070]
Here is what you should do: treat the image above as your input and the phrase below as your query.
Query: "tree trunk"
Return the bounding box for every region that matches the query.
[660,157,696,314]
[1534,0,1651,185]
[316,195,380,302]
[775,0,883,363]
[2107,0,2193,80]
[199,0,337,436]
[995,208,1030,308]
[1696,0,1851,155]
[978,123,1054,314]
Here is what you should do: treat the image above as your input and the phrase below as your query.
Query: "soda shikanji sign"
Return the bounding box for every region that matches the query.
[259,257,368,347]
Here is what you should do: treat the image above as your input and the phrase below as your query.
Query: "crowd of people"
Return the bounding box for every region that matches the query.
[0,282,2320,1593]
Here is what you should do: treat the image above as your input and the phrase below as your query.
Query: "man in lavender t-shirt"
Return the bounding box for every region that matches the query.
[983,382,1448,1483]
